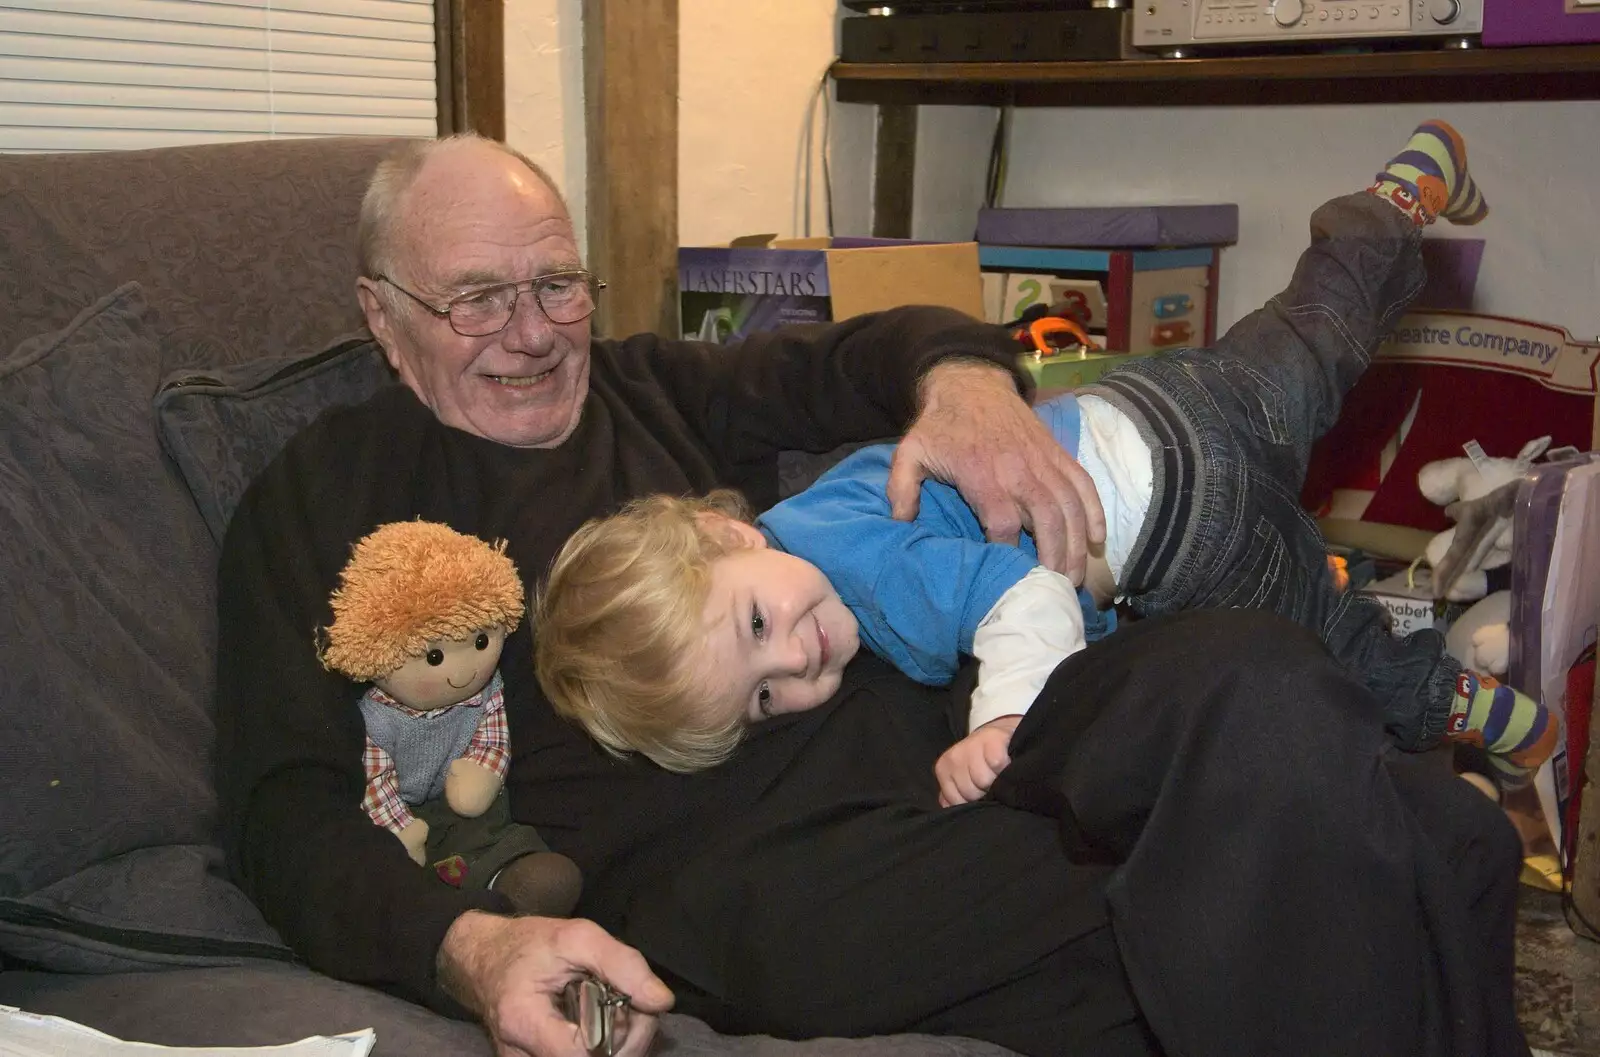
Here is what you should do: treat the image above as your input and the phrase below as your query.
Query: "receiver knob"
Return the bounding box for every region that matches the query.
[1274,0,1305,24]
[1428,0,1459,22]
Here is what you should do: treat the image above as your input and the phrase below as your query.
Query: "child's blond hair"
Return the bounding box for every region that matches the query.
[319,520,525,682]
[535,490,754,773]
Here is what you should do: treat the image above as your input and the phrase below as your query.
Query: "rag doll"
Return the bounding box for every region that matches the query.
[318,520,581,917]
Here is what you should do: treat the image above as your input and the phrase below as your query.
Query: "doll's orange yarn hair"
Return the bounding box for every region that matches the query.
[318,520,525,682]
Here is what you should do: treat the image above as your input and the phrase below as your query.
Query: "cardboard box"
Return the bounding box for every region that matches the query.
[1361,570,1453,639]
[978,245,1221,355]
[678,238,984,343]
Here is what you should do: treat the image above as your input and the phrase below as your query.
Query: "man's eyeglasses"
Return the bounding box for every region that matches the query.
[375,270,606,337]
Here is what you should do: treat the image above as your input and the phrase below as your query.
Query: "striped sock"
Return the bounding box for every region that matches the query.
[1369,120,1489,228]
[1443,670,1558,789]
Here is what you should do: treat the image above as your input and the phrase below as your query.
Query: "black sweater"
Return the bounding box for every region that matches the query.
[215,307,1026,1009]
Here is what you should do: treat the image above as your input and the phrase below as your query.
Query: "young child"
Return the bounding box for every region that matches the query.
[536,121,1556,803]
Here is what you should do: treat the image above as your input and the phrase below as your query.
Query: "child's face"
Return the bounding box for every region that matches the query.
[375,625,506,711]
[695,534,860,725]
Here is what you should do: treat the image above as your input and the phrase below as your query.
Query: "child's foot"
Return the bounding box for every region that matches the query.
[1443,670,1558,790]
[1369,120,1488,227]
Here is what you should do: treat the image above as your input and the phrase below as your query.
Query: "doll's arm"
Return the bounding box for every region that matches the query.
[457,681,511,779]
[362,736,417,833]
[446,688,509,818]
[363,737,429,864]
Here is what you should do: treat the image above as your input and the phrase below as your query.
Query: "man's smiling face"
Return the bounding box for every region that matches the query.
[358,139,593,449]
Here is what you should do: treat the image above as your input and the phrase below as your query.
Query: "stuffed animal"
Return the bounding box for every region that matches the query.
[1444,589,1512,678]
[1418,435,1551,602]
[318,520,581,917]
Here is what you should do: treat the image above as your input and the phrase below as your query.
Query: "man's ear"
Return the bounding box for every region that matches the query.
[356,277,400,368]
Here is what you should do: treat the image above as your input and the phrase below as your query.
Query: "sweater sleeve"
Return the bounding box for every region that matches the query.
[757,445,1039,687]
[967,567,1088,732]
[607,305,1031,474]
[215,406,510,1013]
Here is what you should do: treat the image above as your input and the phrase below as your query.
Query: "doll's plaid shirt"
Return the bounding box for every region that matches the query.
[361,676,511,833]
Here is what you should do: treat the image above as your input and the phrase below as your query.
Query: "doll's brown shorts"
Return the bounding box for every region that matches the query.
[414,789,552,890]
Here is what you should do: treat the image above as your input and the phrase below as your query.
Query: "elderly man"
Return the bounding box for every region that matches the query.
[218,134,1528,1057]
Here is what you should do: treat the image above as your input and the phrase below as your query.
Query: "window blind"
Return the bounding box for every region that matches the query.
[0,0,437,152]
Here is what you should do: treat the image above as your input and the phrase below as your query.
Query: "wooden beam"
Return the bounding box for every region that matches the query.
[584,0,679,340]
[872,104,917,240]
[436,0,505,138]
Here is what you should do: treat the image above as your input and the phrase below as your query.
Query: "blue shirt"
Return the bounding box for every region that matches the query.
[757,394,1113,687]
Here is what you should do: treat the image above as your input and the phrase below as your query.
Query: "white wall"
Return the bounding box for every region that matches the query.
[679,0,843,245]
[908,102,1600,337]
[503,1,863,255]
[504,0,588,252]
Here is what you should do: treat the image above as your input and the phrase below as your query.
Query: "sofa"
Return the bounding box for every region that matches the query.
[0,138,1019,1056]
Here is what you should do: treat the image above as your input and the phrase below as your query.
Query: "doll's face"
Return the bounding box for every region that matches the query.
[374,625,507,711]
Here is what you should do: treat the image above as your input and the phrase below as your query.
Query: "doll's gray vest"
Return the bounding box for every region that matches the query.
[358,674,496,805]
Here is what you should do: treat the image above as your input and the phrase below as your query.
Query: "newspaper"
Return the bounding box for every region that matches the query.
[0,1007,375,1057]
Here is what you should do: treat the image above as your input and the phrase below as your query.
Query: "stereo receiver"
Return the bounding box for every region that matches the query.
[1132,0,1481,50]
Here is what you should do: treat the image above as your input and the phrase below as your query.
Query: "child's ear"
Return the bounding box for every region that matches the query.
[697,511,765,550]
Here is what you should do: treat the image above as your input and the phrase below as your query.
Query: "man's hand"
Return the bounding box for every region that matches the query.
[889,360,1106,584]
[439,911,674,1057]
[935,715,1022,808]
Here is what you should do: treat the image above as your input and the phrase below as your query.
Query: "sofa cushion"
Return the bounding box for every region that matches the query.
[0,965,1020,1056]
[0,138,400,374]
[0,191,115,349]
[155,335,396,543]
[0,283,288,969]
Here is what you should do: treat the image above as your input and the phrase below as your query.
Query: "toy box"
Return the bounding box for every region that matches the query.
[978,244,1222,355]
[1022,349,1145,394]
[678,237,983,343]
[974,203,1235,356]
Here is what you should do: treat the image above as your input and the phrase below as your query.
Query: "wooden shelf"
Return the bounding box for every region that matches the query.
[832,43,1600,106]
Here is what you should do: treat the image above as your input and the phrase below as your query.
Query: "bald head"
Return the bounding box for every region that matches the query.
[353,134,592,450]
[357,135,568,280]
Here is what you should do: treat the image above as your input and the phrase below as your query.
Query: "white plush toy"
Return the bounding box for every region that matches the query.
[1418,435,1551,603]
[1444,589,1511,677]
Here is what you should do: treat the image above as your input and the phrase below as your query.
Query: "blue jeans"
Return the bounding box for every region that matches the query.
[1083,192,1456,750]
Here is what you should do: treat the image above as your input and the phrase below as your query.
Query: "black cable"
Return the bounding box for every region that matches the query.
[821,75,834,237]
[1563,877,1600,943]
[984,105,1011,209]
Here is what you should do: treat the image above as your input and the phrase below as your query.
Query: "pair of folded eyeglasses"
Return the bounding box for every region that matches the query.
[561,972,632,1056]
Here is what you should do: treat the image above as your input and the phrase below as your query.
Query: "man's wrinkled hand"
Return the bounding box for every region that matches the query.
[936,715,1022,808]
[889,360,1105,585]
[439,911,674,1057]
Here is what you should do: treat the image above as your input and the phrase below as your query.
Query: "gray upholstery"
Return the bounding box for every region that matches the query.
[0,285,288,969]
[156,336,397,543]
[0,139,1023,1056]
[0,966,1017,1057]
[0,137,391,370]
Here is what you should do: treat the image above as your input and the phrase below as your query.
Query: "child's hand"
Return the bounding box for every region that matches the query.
[935,715,1023,807]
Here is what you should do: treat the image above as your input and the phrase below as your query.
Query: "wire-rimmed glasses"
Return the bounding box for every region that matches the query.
[560,972,631,1056]
[376,270,606,336]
